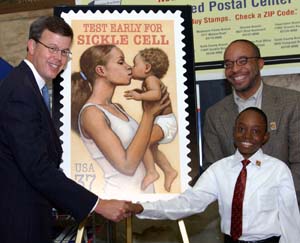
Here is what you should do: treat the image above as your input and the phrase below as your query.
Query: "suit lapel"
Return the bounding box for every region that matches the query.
[261,84,282,131]
[222,95,239,139]
[217,95,239,153]
[261,84,282,154]
[21,62,63,165]
[19,62,50,114]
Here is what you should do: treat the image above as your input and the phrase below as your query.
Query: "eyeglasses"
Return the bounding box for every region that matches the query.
[34,39,72,58]
[224,56,259,69]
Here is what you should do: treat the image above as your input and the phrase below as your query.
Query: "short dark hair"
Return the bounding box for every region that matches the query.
[236,107,268,132]
[226,39,261,58]
[29,16,73,41]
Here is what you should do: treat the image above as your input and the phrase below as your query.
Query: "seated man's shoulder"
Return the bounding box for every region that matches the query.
[264,83,300,99]
[206,94,233,115]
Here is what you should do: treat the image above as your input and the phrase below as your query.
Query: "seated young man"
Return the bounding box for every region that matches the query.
[129,107,300,243]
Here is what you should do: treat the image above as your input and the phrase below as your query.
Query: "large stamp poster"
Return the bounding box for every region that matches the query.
[54,6,197,202]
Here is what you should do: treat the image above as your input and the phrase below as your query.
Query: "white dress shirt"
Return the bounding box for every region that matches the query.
[24,59,46,93]
[139,149,300,243]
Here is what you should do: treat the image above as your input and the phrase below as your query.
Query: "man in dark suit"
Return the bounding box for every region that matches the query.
[0,16,131,243]
[203,39,300,205]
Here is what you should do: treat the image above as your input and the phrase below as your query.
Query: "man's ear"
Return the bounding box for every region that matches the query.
[232,125,238,148]
[263,131,270,145]
[27,39,36,55]
[232,125,236,137]
[95,65,105,76]
[258,58,264,70]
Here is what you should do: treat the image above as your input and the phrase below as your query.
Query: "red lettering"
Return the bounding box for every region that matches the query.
[133,35,169,45]
[76,34,129,45]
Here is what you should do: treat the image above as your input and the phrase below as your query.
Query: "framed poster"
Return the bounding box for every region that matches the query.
[54,5,197,202]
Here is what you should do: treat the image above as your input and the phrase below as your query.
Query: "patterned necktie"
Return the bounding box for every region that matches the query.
[230,159,250,241]
[42,84,50,111]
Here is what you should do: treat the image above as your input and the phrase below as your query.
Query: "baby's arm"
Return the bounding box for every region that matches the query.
[125,76,162,101]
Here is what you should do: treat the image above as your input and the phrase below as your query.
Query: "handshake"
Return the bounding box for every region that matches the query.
[94,199,144,222]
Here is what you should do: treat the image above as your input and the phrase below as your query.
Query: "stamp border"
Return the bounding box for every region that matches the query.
[53,5,199,201]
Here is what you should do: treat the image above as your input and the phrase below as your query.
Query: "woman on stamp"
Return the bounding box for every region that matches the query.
[71,44,170,199]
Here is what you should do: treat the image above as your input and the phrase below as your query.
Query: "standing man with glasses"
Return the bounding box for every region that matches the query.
[203,39,300,206]
[0,16,131,243]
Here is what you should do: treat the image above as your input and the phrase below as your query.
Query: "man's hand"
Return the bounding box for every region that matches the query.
[94,199,132,222]
[128,202,144,214]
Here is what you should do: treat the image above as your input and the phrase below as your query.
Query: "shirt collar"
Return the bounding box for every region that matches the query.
[233,81,263,105]
[232,149,264,168]
[24,59,46,93]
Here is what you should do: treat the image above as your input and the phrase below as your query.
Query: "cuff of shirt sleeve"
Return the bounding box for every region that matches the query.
[90,197,100,213]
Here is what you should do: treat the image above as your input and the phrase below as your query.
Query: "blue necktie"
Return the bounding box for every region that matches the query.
[42,84,50,111]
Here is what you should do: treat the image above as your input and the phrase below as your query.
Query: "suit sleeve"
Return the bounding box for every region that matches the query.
[288,94,300,205]
[1,79,97,222]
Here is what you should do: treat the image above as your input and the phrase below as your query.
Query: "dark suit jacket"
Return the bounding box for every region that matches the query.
[0,61,98,243]
[203,83,300,204]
